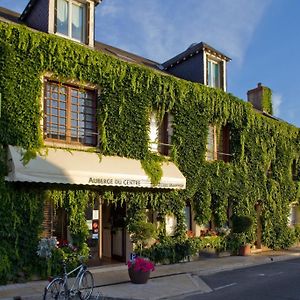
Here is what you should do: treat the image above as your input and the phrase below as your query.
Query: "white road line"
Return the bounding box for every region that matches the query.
[214,282,237,290]
[268,272,283,277]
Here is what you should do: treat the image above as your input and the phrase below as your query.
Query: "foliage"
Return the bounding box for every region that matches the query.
[261,86,273,115]
[226,233,247,254]
[294,225,300,242]
[128,220,157,254]
[231,215,253,234]
[0,21,299,282]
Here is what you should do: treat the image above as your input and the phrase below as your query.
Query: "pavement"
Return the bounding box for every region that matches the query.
[1,247,300,300]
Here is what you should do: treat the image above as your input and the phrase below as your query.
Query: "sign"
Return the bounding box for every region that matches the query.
[88,176,185,189]
[92,220,99,239]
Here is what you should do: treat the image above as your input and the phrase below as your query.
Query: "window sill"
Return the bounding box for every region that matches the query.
[44,140,98,152]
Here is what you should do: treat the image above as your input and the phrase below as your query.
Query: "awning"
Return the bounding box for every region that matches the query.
[5,145,186,190]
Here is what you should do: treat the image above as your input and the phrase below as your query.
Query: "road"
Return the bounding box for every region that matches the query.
[182,257,300,300]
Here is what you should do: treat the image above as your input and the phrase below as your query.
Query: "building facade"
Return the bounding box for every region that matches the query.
[0,0,300,283]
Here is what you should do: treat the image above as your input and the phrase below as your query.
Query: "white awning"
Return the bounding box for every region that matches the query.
[5,146,186,190]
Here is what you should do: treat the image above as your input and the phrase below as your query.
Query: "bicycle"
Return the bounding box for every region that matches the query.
[43,257,94,300]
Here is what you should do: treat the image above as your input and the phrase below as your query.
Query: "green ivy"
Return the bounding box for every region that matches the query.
[0,21,300,282]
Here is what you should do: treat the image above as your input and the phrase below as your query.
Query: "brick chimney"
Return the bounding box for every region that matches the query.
[247,83,264,111]
[247,83,273,115]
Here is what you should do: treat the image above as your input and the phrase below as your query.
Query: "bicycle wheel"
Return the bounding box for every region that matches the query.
[78,270,94,300]
[43,277,65,300]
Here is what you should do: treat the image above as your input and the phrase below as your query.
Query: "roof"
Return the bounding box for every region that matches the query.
[162,41,231,70]
[0,6,162,71]
[94,41,162,70]
[19,0,102,21]
[0,7,21,24]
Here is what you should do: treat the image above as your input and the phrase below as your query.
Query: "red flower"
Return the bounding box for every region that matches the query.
[127,257,155,272]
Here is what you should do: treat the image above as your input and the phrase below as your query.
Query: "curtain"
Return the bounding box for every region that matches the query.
[57,0,68,35]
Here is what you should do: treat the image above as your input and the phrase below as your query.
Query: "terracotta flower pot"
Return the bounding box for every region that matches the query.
[239,244,251,256]
[128,267,151,284]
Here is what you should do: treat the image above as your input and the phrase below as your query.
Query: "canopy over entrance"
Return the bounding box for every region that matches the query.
[6,145,186,189]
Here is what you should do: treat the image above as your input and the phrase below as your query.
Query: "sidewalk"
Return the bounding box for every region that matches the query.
[1,247,300,300]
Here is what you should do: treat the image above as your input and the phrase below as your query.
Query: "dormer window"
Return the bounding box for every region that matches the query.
[207,59,221,89]
[56,0,87,43]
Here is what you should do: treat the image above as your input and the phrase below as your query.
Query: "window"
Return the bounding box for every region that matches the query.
[149,112,173,155]
[44,80,97,146]
[56,0,87,43]
[206,125,230,162]
[184,203,192,231]
[207,59,222,89]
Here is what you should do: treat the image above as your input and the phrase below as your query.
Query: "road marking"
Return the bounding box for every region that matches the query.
[268,272,283,277]
[214,282,237,290]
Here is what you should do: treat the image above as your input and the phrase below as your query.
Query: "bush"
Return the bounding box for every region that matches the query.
[231,215,253,234]
[0,246,12,284]
[128,220,157,254]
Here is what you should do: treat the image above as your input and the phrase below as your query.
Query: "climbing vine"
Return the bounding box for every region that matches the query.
[0,21,300,282]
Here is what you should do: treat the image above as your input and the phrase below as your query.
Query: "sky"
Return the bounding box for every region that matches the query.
[1,0,300,127]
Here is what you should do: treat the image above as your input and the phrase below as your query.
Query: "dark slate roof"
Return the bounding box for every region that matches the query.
[0,6,162,70]
[20,0,101,21]
[94,41,162,70]
[0,6,21,24]
[162,42,231,70]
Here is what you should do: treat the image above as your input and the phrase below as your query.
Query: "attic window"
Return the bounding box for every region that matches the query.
[56,0,87,43]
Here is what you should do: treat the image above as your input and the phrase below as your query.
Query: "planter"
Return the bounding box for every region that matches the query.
[199,248,217,258]
[239,244,251,256]
[128,267,151,284]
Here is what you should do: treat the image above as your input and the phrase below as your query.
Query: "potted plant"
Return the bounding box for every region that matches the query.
[127,256,155,284]
[128,220,157,255]
[230,215,253,256]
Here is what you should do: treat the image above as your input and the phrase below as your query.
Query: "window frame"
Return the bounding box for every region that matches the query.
[207,59,221,88]
[149,111,173,156]
[43,79,98,147]
[55,0,88,43]
[206,125,231,162]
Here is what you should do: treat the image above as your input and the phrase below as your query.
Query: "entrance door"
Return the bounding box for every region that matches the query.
[111,204,126,262]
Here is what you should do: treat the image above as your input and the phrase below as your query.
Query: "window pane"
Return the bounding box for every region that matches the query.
[72,3,86,42]
[207,60,220,88]
[57,0,69,36]
[149,112,158,152]
[206,125,215,160]
[71,120,78,127]
[44,81,96,145]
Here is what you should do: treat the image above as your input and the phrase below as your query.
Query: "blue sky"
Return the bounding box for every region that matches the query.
[1,0,300,127]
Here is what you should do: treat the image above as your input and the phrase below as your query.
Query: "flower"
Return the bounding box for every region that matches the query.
[37,237,58,259]
[127,257,155,272]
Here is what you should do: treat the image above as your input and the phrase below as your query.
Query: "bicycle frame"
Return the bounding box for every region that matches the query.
[61,261,87,298]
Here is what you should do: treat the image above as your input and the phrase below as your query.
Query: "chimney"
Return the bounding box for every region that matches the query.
[247,83,273,115]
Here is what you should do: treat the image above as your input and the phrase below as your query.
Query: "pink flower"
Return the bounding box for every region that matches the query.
[127,257,155,272]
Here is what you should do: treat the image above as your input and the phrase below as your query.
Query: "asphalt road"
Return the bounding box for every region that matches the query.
[182,257,300,300]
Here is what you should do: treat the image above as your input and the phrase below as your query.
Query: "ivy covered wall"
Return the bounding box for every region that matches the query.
[0,21,300,281]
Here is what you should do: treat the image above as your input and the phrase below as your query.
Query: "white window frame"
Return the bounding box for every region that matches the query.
[207,59,221,89]
[204,53,226,91]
